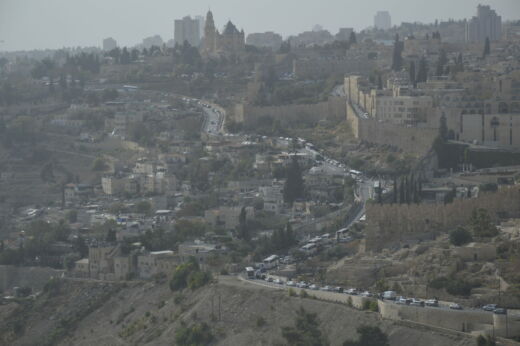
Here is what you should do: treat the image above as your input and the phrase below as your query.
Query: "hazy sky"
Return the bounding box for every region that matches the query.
[1,0,519,51]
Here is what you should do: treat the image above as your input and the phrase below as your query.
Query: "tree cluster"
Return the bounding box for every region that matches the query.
[391,173,422,205]
[281,307,329,346]
[283,155,305,205]
[169,257,212,291]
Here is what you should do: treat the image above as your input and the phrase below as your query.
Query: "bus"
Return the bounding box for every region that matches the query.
[263,255,279,269]
[245,267,255,279]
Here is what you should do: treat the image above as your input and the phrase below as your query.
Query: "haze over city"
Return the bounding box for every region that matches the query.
[0,0,519,51]
[3,1,520,345]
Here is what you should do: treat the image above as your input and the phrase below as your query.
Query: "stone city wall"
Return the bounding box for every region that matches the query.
[347,102,438,156]
[233,97,346,128]
[293,58,376,80]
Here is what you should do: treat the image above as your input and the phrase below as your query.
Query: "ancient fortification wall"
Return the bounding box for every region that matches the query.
[346,102,437,156]
[232,97,346,128]
[293,58,376,80]
[365,187,520,252]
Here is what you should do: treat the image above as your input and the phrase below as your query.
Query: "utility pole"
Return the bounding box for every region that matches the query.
[218,294,221,321]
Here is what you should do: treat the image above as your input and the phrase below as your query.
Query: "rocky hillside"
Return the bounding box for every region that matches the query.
[0,276,476,346]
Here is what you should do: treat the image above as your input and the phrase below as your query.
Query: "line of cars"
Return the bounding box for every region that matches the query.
[261,277,373,296]
[248,272,508,314]
[385,293,506,314]
[383,291,459,310]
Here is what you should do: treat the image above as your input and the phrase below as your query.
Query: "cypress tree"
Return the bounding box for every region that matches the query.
[238,206,249,241]
[399,177,405,204]
[416,56,428,83]
[391,34,403,71]
[409,61,416,88]
[283,156,304,205]
[435,49,448,76]
[393,178,398,204]
[349,31,357,45]
[404,176,410,204]
[483,37,490,57]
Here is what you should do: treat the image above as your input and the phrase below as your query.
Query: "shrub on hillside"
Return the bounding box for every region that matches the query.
[175,322,214,346]
[449,227,473,246]
[428,276,478,296]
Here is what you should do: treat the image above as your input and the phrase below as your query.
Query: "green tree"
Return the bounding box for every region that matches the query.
[449,227,473,246]
[237,206,249,241]
[66,210,78,223]
[349,32,357,45]
[470,208,498,237]
[135,201,152,215]
[416,56,428,83]
[409,61,416,88]
[92,157,108,171]
[477,334,496,346]
[391,34,403,71]
[377,74,383,90]
[483,37,491,57]
[281,307,329,346]
[175,322,214,346]
[283,156,304,205]
[439,114,448,140]
[169,258,199,291]
[343,325,389,346]
[187,270,212,290]
[435,49,448,76]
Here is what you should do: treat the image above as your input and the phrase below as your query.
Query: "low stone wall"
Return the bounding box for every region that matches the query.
[379,300,493,333]
[0,265,64,292]
[494,313,520,338]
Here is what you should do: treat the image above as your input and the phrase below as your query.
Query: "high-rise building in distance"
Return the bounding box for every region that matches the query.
[195,15,205,40]
[174,16,201,47]
[374,11,391,30]
[102,37,117,51]
[465,4,502,42]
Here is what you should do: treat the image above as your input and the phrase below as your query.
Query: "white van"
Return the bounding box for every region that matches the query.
[383,291,397,300]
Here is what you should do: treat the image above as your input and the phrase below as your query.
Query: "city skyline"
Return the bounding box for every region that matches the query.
[0,0,519,51]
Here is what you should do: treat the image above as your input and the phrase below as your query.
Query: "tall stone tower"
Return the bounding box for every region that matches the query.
[204,10,217,54]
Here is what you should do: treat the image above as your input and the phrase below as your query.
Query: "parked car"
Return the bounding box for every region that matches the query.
[309,284,319,290]
[482,304,498,311]
[494,308,507,315]
[346,288,358,295]
[334,287,344,293]
[360,291,372,297]
[396,297,409,305]
[410,299,425,307]
[266,277,274,282]
[321,286,333,292]
[425,299,439,307]
[273,278,283,285]
[286,281,295,287]
[449,303,463,310]
[297,282,309,289]
[382,291,397,300]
